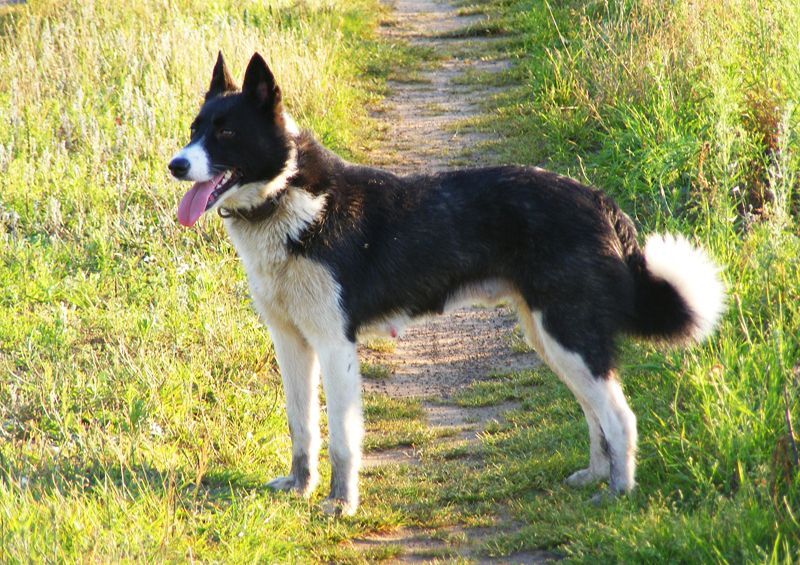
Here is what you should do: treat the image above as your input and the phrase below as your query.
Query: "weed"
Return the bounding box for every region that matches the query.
[362,337,397,354]
[361,361,393,380]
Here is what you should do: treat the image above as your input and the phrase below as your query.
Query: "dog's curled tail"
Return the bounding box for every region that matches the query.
[626,233,725,343]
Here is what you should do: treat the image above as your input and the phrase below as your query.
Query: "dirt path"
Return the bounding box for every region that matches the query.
[355,1,551,562]
[361,0,539,455]
[368,1,508,174]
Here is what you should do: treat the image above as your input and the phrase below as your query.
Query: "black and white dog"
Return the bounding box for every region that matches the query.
[169,52,724,515]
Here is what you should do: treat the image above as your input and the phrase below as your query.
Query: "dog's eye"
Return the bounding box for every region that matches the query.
[217,129,235,140]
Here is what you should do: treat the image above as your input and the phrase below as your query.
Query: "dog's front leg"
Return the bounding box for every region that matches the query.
[315,339,363,516]
[266,321,321,497]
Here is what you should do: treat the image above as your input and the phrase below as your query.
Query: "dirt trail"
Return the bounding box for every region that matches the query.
[368,1,508,174]
[361,0,539,457]
[355,1,551,562]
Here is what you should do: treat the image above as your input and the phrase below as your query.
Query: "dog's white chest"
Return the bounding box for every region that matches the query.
[225,207,345,340]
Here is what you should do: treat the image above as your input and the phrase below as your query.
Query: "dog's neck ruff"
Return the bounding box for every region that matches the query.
[218,186,289,222]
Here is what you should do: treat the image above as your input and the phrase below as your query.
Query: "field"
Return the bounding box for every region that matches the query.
[0,0,798,562]
[466,0,800,559]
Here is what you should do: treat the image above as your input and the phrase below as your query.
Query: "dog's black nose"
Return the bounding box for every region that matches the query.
[168,157,190,179]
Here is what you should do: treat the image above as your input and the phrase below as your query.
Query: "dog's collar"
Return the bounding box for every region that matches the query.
[218,189,288,223]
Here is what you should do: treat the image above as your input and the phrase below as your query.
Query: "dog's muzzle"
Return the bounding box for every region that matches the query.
[168,157,191,179]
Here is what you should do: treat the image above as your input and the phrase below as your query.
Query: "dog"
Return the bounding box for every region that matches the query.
[168,52,725,516]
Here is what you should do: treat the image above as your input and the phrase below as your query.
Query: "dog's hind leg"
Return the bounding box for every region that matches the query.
[565,399,611,486]
[517,304,610,486]
[313,338,363,516]
[532,310,637,494]
[266,321,321,497]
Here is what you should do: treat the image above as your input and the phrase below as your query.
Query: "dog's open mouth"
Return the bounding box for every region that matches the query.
[177,169,242,227]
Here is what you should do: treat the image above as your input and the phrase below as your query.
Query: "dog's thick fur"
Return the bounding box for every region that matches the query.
[169,53,725,515]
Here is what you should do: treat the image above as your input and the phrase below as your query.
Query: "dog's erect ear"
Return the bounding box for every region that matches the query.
[206,51,237,100]
[241,52,282,113]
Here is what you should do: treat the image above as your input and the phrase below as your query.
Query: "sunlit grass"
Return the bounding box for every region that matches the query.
[1,0,798,561]
[0,0,398,561]
[460,0,800,560]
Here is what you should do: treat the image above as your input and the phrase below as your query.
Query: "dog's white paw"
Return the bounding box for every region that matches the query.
[565,468,607,487]
[266,475,313,496]
[320,497,357,517]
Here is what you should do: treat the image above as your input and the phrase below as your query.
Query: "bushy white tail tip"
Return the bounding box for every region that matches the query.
[643,234,725,341]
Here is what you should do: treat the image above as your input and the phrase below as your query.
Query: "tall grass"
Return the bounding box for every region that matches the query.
[480,0,800,559]
[2,0,798,560]
[0,0,386,560]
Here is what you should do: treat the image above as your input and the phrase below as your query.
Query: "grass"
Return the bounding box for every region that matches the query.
[362,336,397,354]
[0,0,411,561]
[363,394,451,452]
[452,0,800,560]
[506,324,533,353]
[1,0,799,561]
[360,361,393,380]
[453,370,544,407]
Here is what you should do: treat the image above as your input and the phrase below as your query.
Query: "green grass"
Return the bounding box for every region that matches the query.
[453,369,544,407]
[363,393,451,452]
[362,336,398,354]
[506,324,534,353]
[2,0,799,561]
[360,361,393,380]
[454,0,800,560]
[0,0,408,561]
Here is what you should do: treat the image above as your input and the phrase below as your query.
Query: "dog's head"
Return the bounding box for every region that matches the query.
[169,52,296,227]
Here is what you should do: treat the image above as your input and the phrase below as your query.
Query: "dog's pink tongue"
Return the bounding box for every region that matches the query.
[177,174,223,227]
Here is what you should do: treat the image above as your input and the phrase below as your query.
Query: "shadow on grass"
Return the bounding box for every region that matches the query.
[0,455,279,509]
